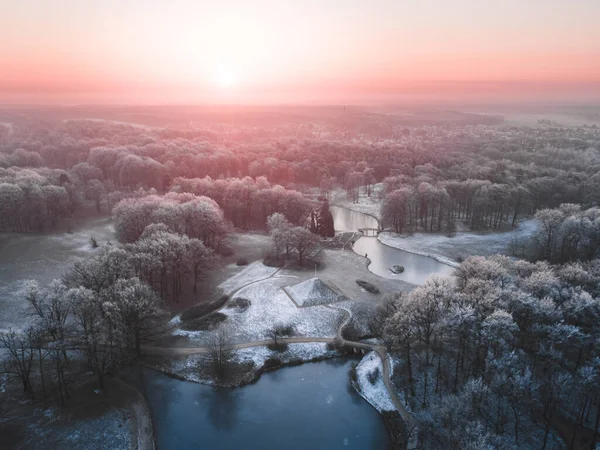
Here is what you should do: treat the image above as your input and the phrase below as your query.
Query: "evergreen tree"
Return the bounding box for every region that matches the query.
[317,201,335,237]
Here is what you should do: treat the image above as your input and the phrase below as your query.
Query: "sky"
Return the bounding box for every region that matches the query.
[0,0,599,104]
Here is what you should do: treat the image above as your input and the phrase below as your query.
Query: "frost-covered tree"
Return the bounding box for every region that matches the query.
[205,326,235,379]
[267,212,291,256]
[283,226,321,266]
[85,179,106,212]
[69,287,124,389]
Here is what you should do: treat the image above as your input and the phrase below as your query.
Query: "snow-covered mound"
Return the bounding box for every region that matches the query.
[284,277,347,306]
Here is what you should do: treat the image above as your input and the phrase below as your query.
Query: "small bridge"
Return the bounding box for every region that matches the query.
[358,228,380,236]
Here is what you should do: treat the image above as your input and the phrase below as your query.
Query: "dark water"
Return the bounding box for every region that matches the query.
[330,206,455,284]
[130,360,390,450]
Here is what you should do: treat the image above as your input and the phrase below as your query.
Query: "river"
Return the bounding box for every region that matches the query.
[130,360,390,449]
[330,206,455,284]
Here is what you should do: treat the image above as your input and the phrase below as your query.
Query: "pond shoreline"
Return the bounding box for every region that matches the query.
[377,233,459,268]
[142,346,406,447]
[132,356,392,449]
[142,348,351,389]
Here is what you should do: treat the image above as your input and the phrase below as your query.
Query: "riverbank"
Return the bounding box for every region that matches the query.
[378,218,538,266]
[144,342,355,388]
[331,187,383,222]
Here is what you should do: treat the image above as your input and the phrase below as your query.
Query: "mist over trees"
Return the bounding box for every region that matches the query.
[1,117,598,235]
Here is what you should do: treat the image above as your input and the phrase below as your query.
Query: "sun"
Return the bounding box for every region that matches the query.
[214,66,237,88]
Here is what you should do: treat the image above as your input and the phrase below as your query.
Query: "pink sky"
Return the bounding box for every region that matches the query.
[1,0,599,104]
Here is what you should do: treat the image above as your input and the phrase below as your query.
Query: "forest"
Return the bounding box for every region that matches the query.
[1,115,599,237]
[374,255,600,449]
[1,109,599,449]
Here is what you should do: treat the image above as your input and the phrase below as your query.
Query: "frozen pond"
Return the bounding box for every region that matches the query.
[128,360,390,449]
[331,206,455,284]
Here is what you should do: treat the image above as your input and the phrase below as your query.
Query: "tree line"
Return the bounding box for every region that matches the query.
[2,118,599,234]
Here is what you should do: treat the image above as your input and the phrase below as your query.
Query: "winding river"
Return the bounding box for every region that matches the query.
[130,361,390,449]
[331,206,455,284]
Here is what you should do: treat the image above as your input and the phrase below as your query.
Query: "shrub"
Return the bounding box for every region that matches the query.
[218,246,234,257]
[342,324,368,341]
[227,297,251,312]
[267,342,289,352]
[263,254,285,267]
[367,367,380,385]
[263,357,282,370]
[180,294,229,321]
[236,257,248,266]
[356,279,380,294]
[326,341,338,351]
[180,312,227,331]
[274,324,295,336]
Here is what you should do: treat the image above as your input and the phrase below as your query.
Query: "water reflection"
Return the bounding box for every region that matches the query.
[329,206,379,231]
[131,359,390,449]
[202,388,241,431]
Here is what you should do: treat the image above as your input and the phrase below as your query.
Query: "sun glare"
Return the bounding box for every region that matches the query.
[214,66,237,88]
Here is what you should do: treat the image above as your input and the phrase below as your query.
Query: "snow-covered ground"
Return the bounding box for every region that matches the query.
[15,406,131,450]
[284,277,347,306]
[332,184,384,220]
[217,261,279,295]
[355,351,395,413]
[378,219,538,266]
[0,216,115,331]
[175,276,344,344]
[171,342,338,385]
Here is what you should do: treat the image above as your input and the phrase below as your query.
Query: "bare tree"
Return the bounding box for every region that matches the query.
[0,328,35,395]
[105,277,169,355]
[205,327,235,379]
[284,226,321,266]
[69,287,125,390]
[266,324,295,351]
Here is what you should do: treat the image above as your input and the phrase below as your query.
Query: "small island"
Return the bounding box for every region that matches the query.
[389,264,405,274]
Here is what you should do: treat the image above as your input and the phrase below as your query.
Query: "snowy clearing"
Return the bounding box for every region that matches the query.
[284,277,348,306]
[355,351,395,413]
[378,218,538,265]
[0,216,115,330]
[175,277,343,344]
[217,261,279,294]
